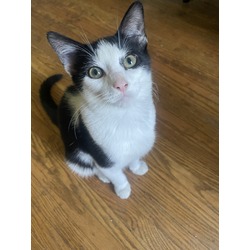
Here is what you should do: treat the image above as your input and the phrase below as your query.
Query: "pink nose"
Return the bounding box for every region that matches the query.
[114,80,128,93]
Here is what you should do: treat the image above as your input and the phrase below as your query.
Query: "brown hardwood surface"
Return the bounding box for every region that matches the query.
[32,0,219,249]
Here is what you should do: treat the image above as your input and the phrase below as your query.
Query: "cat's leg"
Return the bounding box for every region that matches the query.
[97,166,131,199]
[94,168,110,183]
[128,159,149,176]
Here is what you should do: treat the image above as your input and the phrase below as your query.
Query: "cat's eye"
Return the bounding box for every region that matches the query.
[123,54,137,69]
[88,67,104,79]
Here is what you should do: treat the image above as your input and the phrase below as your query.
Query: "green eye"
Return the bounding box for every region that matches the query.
[123,54,137,69]
[88,67,104,79]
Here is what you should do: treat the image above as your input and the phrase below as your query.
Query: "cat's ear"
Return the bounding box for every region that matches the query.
[47,31,82,75]
[118,1,147,45]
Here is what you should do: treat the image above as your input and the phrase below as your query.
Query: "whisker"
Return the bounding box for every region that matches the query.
[79,25,88,44]
[116,15,122,49]
[77,25,97,58]
[122,34,131,49]
[68,102,86,139]
[152,81,160,102]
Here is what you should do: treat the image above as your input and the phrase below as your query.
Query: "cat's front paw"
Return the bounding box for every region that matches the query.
[115,182,131,199]
[95,170,111,183]
[129,160,149,176]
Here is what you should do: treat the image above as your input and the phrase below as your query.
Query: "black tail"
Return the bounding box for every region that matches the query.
[39,74,63,126]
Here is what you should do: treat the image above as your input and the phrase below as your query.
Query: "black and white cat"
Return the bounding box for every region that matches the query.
[40,1,156,199]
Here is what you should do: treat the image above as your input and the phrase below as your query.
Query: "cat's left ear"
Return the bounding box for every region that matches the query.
[118,1,147,45]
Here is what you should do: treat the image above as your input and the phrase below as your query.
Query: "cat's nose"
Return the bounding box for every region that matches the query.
[114,80,128,93]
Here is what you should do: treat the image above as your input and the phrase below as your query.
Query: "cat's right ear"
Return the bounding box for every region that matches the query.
[47,32,81,76]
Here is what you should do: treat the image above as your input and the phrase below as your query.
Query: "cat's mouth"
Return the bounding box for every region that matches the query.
[104,90,134,106]
[116,91,136,106]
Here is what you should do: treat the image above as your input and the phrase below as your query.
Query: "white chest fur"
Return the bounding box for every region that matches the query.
[81,97,156,167]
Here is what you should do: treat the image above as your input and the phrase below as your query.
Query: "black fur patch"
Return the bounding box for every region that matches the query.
[58,86,113,168]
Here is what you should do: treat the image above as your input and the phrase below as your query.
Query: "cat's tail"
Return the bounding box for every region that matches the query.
[39,74,63,126]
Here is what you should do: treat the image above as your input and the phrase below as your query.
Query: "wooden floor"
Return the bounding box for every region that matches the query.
[32,0,219,249]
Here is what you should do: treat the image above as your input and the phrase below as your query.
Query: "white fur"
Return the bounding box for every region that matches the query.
[129,160,149,175]
[54,43,77,75]
[66,162,94,177]
[83,41,156,163]
[67,41,156,199]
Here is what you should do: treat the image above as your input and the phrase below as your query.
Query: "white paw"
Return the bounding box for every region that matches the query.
[129,161,149,176]
[115,183,131,199]
[95,171,110,183]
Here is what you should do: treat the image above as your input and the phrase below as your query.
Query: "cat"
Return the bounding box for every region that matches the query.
[40,1,156,199]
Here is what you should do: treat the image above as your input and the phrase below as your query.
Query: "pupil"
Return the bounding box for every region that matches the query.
[93,69,98,75]
[127,58,132,64]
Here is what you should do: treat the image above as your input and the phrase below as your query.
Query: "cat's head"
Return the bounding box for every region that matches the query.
[47,1,152,106]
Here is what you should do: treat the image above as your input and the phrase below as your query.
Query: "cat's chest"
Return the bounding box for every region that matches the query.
[84,105,154,139]
[82,104,155,162]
